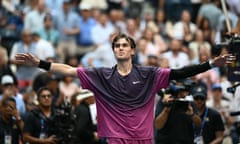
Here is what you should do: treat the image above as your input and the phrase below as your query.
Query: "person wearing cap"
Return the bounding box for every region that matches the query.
[72,90,99,144]
[154,80,202,144]
[207,84,235,144]
[192,85,225,144]
[0,75,26,115]
[14,33,235,144]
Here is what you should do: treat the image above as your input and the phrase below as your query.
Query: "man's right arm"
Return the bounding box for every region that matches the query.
[155,107,171,130]
[14,53,78,77]
[23,133,57,144]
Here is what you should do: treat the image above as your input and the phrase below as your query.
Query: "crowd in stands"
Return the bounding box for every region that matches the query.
[0,0,240,143]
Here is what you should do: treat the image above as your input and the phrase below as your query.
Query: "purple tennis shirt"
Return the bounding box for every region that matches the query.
[77,65,170,140]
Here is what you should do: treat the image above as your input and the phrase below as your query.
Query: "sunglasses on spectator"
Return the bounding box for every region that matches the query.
[193,96,206,101]
[114,43,129,48]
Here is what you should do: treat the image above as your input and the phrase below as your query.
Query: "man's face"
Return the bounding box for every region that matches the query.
[38,90,52,107]
[194,96,206,110]
[2,101,16,117]
[113,38,135,61]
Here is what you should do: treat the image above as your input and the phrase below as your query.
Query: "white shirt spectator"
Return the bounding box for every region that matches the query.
[173,22,197,40]
[91,22,115,45]
[35,39,55,60]
[162,51,190,69]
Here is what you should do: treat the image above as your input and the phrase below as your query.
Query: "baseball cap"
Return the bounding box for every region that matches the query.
[191,86,207,98]
[1,75,14,85]
[212,83,222,91]
[76,89,94,101]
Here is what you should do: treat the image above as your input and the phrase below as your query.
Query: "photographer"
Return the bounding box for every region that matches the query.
[193,85,224,144]
[22,87,57,144]
[155,81,201,144]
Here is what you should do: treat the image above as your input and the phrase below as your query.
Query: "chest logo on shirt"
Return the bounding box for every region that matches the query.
[132,81,141,84]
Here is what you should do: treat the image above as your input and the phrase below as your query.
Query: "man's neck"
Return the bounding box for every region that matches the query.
[198,106,206,116]
[40,106,52,118]
[117,61,133,76]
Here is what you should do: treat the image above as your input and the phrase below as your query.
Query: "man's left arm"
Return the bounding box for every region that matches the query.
[169,54,235,80]
[209,131,224,144]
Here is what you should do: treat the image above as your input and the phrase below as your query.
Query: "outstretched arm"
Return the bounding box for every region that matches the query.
[169,54,235,80]
[14,53,78,77]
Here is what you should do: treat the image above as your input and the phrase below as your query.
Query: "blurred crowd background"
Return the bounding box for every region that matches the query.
[1,0,240,143]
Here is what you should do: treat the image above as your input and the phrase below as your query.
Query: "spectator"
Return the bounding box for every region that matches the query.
[109,9,126,32]
[124,18,142,41]
[38,14,59,48]
[172,10,197,41]
[192,85,225,144]
[142,27,167,57]
[0,97,23,144]
[198,16,216,45]
[10,29,39,90]
[55,0,80,63]
[44,0,64,17]
[24,0,46,33]
[22,87,58,144]
[196,0,222,31]
[0,75,26,115]
[188,30,212,64]
[155,9,171,42]
[0,0,22,52]
[91,11,115,46]
[195,45,220,97]
[72,90,99,144]
[155,81,201,144]
[136,37,148,65]
[76,2,96,55]
[31,32,55,61]
[162,39,190,69]
[59,75,81,103]
[207,84,235,144]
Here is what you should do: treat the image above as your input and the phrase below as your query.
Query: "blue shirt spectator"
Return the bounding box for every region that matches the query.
[54,8,79,41]
[76,16,96,46]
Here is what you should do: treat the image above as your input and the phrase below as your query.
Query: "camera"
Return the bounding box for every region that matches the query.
[217,34,240,82]
[160,79,195,111]
[52,102,76,144]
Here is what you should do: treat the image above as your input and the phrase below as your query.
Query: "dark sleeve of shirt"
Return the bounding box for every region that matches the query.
[169,62,211,80]
[212,110,225,132]
[23,112,36,134]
